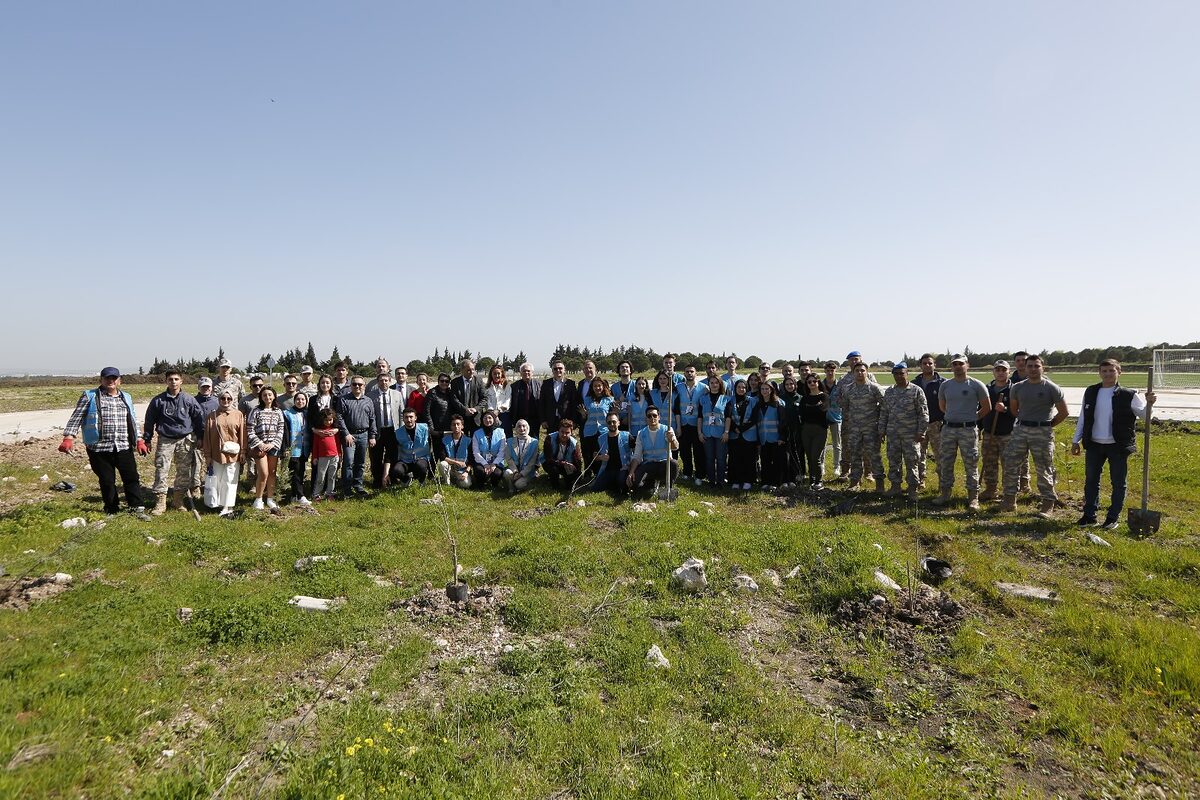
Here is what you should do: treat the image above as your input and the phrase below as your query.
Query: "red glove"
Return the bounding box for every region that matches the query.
[136,440,150,456]
[58,436,75,453]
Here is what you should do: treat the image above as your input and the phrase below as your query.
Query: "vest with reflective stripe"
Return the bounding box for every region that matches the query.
[758,401,782,443]
[505,437,539,473]
[639,426,670,462]
[472,428,506,464]
[729,397,759,442]
[698,393,729,437]
[596,431,633,477]
[582,396,613,437]
[396,424,431,462]
[542,432,578,465]
[442,434,470,463]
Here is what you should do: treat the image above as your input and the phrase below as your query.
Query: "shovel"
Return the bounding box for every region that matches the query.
[1127,368,1161,536]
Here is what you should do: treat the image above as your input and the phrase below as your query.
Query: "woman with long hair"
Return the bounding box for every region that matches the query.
[485,365,513,436]
[726,379,760,490]
[580,376,613,475]
[247,386,284,510]
[628,376,651,439]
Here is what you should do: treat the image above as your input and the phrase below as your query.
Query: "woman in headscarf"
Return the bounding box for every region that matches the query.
[201,388,247,516]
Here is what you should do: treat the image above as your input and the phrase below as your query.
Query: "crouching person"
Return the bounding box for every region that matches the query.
[542,419,582,490]
[471,409,506,489]
[627,407,680,495]
[503,419,539,493]
[391,408,433,485]
[592,411,633,495]
[438,415,473,489]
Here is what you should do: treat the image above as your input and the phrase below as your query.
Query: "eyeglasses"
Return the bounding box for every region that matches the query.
[352,383,365,388]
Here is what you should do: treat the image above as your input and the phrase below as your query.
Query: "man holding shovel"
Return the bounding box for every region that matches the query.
[1071,359,1154,529]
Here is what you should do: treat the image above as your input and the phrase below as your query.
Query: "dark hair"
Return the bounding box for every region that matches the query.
[1013,351,1030,359]
[319,408,337,425]
[258,386,277,408]
[164,369,182,379]
[760,382,777,402]
[797,361,810,369]
[1025,354,1043,365]
[920,353,935,361]
[589,376,611,399]
[437,372,451,382]
[449,414,464,424]
[606,410,621,421]
[653,370,672,389]
[558,418,575,430]
[1099,358,1121,368]
[733,379,748,395]
[617,360,632,371]
[706,360,718,369]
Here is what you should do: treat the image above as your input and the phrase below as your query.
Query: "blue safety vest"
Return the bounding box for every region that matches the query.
[283,408,308,458]
[442,434,470,462]
[472,427,506,465]
[582,396,613,437]
[677,384,705,426]
[504,436,539,473]
[638,426,670,462]
[757,401,782,444]
[698,392,729,438]
[610,381,633,419]
[722,373,744,397]
[629,396,649,437]
[395,424,432,462]
[541,432,578,465]
[729,397,759,442]
[80,389,139,447]
[596,430,633,477]
[650,389,678,431]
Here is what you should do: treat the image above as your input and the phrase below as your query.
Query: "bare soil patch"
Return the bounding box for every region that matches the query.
[0,574,73,610]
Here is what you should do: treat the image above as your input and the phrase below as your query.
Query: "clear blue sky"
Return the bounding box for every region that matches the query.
[3,2,1197,374]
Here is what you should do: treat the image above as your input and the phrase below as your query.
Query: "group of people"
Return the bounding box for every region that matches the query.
[59,350,1154,530]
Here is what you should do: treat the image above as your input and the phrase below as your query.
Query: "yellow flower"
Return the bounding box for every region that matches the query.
[383,722,393,733]
[338,794,346,800]
[381,747,389,755]
[355,737,362,744]
[345,746,356,757]
[58,673,66,678]
[103,736,112,743]
[365,738,374,747]
[442,737,449,744]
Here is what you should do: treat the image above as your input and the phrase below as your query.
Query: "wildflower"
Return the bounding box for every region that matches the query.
[337,795,345,800]
[381,747,389,755]
[365,738,374,748]
[103,736,112,743]
[345,746,356,757]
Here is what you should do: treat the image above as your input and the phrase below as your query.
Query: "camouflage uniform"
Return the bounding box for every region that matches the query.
[879,383,929,496]
[938,425,981,493]
[841,382,885,484]
[1004,425,1056,500]
[212,376,245,403]
[978,380,1014,500]
[836,371,878,477]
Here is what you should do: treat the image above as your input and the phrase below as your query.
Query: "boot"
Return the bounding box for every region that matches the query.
[967,490,980,511]
[932,489,952,506]
[1037,498,1055,519]
[907,487,919,501]
[875,482,888,496]
[978,488,996,502]
[884,483,902,497]
[999,494,1017,512]
[169,491,185,511]
[151,492,167,516]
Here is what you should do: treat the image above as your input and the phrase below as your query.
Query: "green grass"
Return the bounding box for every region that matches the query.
[1,425,1197,797]
[0,384,163,413]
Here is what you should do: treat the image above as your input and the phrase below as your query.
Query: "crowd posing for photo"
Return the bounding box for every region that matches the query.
[59,350,1154,531]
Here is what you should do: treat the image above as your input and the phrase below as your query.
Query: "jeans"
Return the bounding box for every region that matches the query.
[702,436,727,485]
[1084,443,1131,520]
[342,432,369,492]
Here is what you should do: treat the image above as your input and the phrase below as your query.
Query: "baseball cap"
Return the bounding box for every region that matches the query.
[993,359,1010,369]
[217,358,231,368]
[300,365,313,374]
[892,362,907,372]
[951,354,968,364]
[846,350,862,359]
[100,366,120,378]
[198,376,213,387]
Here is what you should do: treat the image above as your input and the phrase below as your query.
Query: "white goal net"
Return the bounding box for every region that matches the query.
[1153,349,1200,390]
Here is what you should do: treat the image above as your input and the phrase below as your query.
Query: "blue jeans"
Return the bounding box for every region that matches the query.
[1083,443,1131,521]
[342,432,369,492]
[702,437,727,485]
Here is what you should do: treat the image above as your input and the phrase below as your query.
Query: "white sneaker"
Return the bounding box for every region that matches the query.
[219,507,234,517]
[265,498,279,510]
[252,498,265,510]
[298,496,312,506]
[694,478,703,487]
[742,482,752,490]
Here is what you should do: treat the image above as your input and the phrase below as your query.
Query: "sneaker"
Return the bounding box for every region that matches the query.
[811,481,823,491]
[312,495,325,503]
[252,498,265,510]
[694,478,704,487]
[1076,515,1098,527]
[265,498,279,510]
[298,496,312,506]
[219,507,234,518]
[763,485,776,493]
[1101,518,1120,530]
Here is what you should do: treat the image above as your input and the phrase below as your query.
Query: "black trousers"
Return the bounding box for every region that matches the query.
[679,425,704,479]
[87,447,143,513]
[759,442,785,486]
[288,456,307,499]
[471,464,505,488]
[370,429,399,488]
[390,458,432,483]
[728,439,759,485]
[581,434,600,476]
[634,460,680,489]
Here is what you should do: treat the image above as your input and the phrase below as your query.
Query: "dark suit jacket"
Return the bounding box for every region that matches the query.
[540,377,577,434]
[450,374,487,427]
[510,378,542,434]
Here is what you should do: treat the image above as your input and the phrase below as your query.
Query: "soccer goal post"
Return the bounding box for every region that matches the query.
[1152,349,1200,390]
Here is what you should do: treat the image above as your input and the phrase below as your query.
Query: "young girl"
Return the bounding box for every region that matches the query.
[801,374,831,490]
[283,390,311,505]
[247,387,284,510]
[310,408,342,501]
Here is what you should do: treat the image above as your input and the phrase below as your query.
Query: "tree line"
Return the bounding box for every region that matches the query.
[146,341,1200,377]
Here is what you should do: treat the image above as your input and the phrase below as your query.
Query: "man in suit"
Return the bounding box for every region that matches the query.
[540,360,577,448]
[450,358,487,433]
[392,366,413,409]
[509,362,542,436]
[366,371,403,488]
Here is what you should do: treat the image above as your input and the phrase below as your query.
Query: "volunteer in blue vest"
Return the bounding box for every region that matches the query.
[662,354,685,386]
[542,418,582,490]
[503,419,539,493]
[676,364,707,484]
[1071,359,1154,529]
[649,371,679,441]
[628,377,652,439]
[756,382,786,491]
[722,356,743,397]
[626,406,680,493]
[438,415,473,489]
[726,379,761,490]
[696,375,731,487]
[593,411,634,495]
[471,409,507,488]
[142,369,207,515]
[60,367,148,515]
[610,360,635,430]
[391,408,433,485]
[579,377,614,475]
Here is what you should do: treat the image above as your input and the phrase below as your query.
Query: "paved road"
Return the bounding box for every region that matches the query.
[3,389,1198,445]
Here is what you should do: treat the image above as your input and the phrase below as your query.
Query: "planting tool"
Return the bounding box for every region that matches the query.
[1127,368,1161,536]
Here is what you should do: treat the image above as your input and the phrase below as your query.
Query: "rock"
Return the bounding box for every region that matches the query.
[785,565,803,580]
[146,536,163,547]
[995,582,1059,602]
[60,517,88,529]
[50,481,76,492]
[687,510,699,518]
[761,569,782,589]
[869,594,887,608]
[288,595,344,612]
[369,575,392,588]
[261,542,274,549]
[645,644,670,669]
[502,644,514,654]
[52,573,73,584]
[732,573,759,593]
[468,566,486,579]
[23,549,35,555]
[177,608,193,624]
[873,570,902,592]
[699,501,715,508]
[433,637,450,649]
[419,494,444,506]
[632,502,657,513]
[39,474,49,482]
[161,749,176,758]
[1,476,16,483]
[1085,533,1112,547]
[872,542,883,551]
[575,499,587,507]
[294,555,332,572]
[90,521,107,531]
[669,557,708,593]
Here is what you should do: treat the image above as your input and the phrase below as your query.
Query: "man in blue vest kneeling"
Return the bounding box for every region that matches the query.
[60,366,148,514]
[391,408,433,486]
[627,407,680,496]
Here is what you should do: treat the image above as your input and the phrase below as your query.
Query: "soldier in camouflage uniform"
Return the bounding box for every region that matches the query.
[879,363,929,499]
[1001,354,1069,518]
[212,358,245,403]
[840,363,886,491]
[836,351,878,479]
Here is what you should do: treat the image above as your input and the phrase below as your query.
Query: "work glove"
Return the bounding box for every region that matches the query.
[58,436,74,453]
[136,440,150,456]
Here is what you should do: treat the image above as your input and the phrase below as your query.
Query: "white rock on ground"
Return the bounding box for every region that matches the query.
[52,573,73,584]
[177,608,193,623]
[632,502,657,513]
[60,517,87,529]
[785,565,803,580]
[761,569,782,589]
[294,555,333,572]
[687,510,699,518]
[732,573,759,593]
[873,570,903,592]
[1085,533,1112,547]
[995,582,1059,602]
[146,536,163,546]
[419,494,444,505]
[669,557,708,593]
[645,644,670,669]
[288,595,344,612]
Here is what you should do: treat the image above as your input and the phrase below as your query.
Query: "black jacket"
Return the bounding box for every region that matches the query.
[540,378,577,434]
[510,378,542,433]
[451,374,487,427]
[423,388,467,435]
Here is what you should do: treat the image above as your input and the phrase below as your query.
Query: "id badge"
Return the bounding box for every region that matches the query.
[684,404,695,416]
[707,413,719,426]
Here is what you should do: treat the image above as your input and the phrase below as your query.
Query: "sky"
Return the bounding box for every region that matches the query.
[2,2,1197,374]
